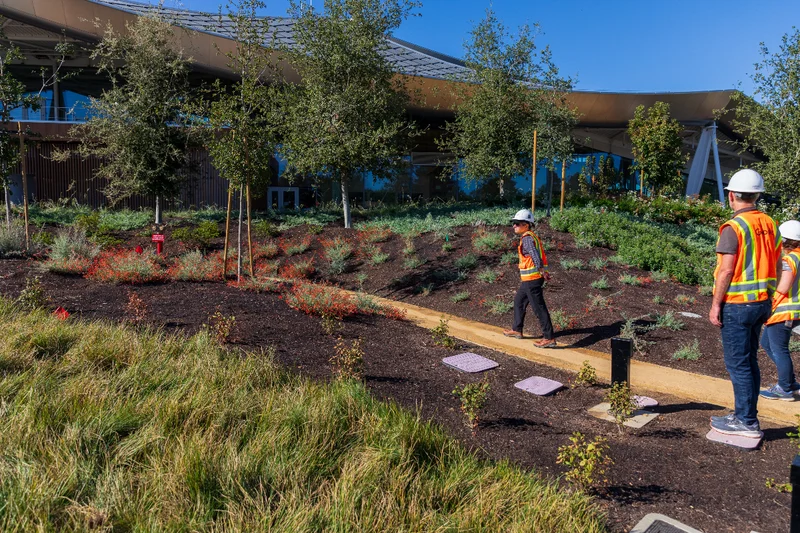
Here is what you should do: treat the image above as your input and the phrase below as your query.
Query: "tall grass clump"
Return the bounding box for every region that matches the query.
[45,227,100,274]
[0,302,605,532]
[0,221,28,257]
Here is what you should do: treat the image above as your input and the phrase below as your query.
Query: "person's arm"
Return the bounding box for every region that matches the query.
[772,259,795,311]
[709,253,736,327]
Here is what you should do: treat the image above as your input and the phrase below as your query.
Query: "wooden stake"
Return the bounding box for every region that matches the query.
[222,185,233,279]
[560,160,566,212]
[18,122,28,251]
[246,180,253,277]
[531,130,538,211]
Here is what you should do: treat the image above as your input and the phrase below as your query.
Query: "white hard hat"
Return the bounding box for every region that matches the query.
[725,169,765,193]
[780,220,800,241]
[511,209,535,225]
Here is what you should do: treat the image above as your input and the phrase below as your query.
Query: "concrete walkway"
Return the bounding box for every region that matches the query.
[371,295,800,426]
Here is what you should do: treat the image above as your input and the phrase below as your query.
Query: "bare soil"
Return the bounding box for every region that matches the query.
[0,240,796,533]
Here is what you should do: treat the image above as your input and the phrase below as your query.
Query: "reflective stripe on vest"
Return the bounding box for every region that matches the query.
[714,210,780,304]
[518,230,548,282]
[767,250,800,324]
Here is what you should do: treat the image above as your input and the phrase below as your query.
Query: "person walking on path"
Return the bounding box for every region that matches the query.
[503,209,556,348]
[760,220,800,401]
[709,169,782,438]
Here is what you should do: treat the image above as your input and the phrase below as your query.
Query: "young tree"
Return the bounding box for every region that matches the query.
[627,101,687,195]
[63,11,198,225]
[439,10,577,201]
[281,0,420,229]
[0,23,72,229]
[203,0,283,280]
[729,29,800,200]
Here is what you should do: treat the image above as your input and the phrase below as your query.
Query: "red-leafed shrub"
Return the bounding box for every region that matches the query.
[358,226,392,244]
[255,260,279,278]
[44,256,94,275]
[280,235,313,256]
[168,250,220,281]
[282,282,358,319]
[252,241,280,260]
[280,257,315,279]
[229,277,283,294]
[86,250,165,284]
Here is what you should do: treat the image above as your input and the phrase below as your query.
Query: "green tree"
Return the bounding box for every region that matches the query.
[63,11,198,225]
[203,0,283,279]
[281,0,419,229]
[0,22,72,228]
[627,101,687,195]
[595,154,618,194]
[439,9,577,201]
[729,28,800,200]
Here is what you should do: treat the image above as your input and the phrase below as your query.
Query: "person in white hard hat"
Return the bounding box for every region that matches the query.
[709,169,782,438]
[502,209,556,348]
[759,219,800,400]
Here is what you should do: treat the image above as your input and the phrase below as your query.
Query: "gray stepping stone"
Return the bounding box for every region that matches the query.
[587,402,659,428]
[514,376,563,396]
[705,428,762,450]
[679,311,702,319]
[442,353,498,373]
[630,513,702,533]
[634,395,659,408]
[794,324,800,336]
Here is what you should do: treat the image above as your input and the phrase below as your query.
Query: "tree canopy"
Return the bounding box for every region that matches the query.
[280,0,419,228]
[627,101,686,195]
[439,9,577,200]
[729,28,800,200]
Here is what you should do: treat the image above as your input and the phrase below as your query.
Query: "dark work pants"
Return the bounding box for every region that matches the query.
[512,279,555,340]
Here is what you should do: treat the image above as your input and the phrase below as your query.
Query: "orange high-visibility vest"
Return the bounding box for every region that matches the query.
[518,230,548,282]
[713,210,781,303]
[767,249,800,325]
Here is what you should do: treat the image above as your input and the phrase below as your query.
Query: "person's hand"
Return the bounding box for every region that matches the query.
[709,303,723,327]
[543,272,552,282]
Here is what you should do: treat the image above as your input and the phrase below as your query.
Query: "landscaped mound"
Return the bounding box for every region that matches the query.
[0,301,606,532]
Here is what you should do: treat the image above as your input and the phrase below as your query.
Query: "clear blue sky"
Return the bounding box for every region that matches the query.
[174,0,800,94]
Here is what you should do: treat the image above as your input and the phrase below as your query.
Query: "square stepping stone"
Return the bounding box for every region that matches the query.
[794,324,800,336]
[442,353,498,373]
[631,513,703,533]
[634,395,659,408]
[705,428,762,450]
[587,402,659,428]
[514,376,563,396]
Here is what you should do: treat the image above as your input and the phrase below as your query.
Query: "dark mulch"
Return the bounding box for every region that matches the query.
[0,258,795,533]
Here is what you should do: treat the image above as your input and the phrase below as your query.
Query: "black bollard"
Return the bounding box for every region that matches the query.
[610,337,632,386]
[792,454,800,532]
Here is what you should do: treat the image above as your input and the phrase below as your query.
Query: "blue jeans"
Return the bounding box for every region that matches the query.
[720,300,771,425]
[761,320,800,392]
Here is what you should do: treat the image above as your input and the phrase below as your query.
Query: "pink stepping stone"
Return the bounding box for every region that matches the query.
[514,376,563,396]
[634,395,658,408]
[705,428,762,450]
[442,353,499,373]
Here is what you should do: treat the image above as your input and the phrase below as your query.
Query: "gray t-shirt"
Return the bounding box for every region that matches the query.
[715,207,759,255]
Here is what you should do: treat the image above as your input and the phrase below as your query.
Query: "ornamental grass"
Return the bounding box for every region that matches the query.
[0,301,605,532]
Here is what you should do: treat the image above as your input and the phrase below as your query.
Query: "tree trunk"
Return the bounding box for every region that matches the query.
[4,184,10,230]
[340,177,352,229]
[237,187,244,282]
[498,177,505,199]
[155,195,162,225]
[546,169,555,217]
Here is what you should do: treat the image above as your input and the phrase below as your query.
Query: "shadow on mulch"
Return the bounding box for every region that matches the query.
[598,484,689,505]
[558,321,625,348]
[650,402,722,415]
[763,426,795,442]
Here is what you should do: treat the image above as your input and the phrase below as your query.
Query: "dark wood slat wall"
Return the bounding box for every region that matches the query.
[19,141,232,210]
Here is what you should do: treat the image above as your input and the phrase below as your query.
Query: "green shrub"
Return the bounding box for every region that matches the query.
[652,295,664,305]
[472,230,508,254]
[590,276,610,290]
[675,294,696,306]
[672,339,702,361]
[650,271,670,282]
[452,380,490,432]
[500,251,517,265]
[0,222,28,256]
[618,274,642,286]
[605,381,638,432]
[698,285,713,297]
[551,309,576,330]
[483,296,512,315]
[560,258,585,270]
[368,249,390,265]
[454,253,478,271]
[49,227,100,263]
[16,276,47,310]
[588,256,608,270]
[573,361,598,387]
[653,310,685,331]
[476,268,500,284]
[403,256,425,270]
[252,219,280,238]
[431,319,457,349]
[450,291,470,303]
[557,432,612,491]
[441,242,454,253]
[322,236,355,275]
[172,221,220,251]
[331,336,364,380]
[588,294,612,309]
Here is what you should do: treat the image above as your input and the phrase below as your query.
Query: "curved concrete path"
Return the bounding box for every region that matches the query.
[371,295,800,426]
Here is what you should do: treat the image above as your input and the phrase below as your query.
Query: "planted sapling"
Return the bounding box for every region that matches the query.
[452,380,490,433]
[605,381,638,432]
[331,336,364,380]
[557,432,613,491]
[573,360,598,388]
[431,318,457,349]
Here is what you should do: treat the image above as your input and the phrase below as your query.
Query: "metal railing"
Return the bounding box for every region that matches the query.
[15,106,93,123]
